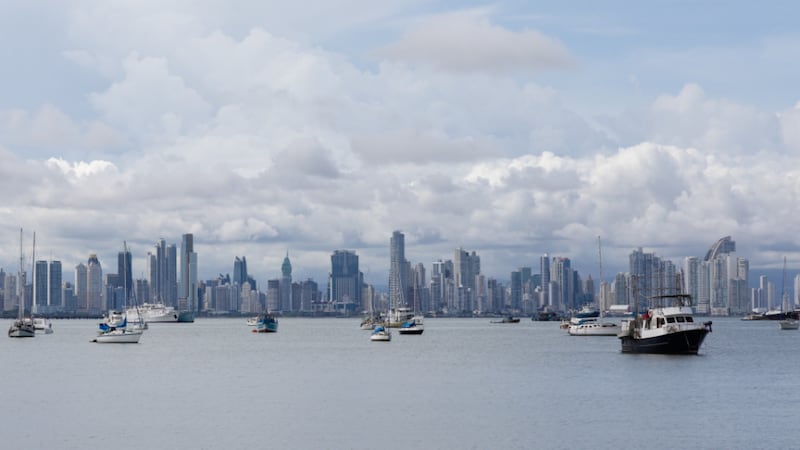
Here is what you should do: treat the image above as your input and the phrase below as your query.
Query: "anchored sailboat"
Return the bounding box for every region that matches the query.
[8,229,35,338]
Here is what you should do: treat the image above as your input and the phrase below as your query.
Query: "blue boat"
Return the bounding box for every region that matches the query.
[252,313,278,333]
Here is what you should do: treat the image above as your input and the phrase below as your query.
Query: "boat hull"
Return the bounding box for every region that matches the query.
[92,330,143,343]
[8,327,36,338]
[398,326,424,335]
[620,328,710,354]
[568,322,620,336]
[370,333,391,341]
[252,323,278,333]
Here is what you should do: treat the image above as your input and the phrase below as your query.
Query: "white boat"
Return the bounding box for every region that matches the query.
[93,242,145,344]
[618,294,712,354]
[126,302,179,322]
[569,237,620,336]
[33,317,54,334]
[568,319,620,336]
[246,317,258,326]
[360,315,381,330]
[397,317,424,335]
[779,319,799,330]
[370,325,391,341]
[385,307,415,328]
[92,328,143,343]
[8,229,35,338]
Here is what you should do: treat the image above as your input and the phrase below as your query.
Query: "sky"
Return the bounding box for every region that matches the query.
[1,1,799,287]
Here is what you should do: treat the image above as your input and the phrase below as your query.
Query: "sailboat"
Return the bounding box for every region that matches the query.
[8,228,35,338]
[371,268,394,342]
[398,280,424,335]
[568,236,620,336]
[778,257,798,330]
[92,242,144,343]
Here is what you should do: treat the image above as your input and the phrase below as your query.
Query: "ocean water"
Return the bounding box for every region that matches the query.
[1,317,798,450]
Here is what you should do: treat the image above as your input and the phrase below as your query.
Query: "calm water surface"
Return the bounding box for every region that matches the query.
[1,317,798,449]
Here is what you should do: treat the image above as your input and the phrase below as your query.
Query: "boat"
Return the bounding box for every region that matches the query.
[398,283,424,335]
[779,319,799,330]
[618,294,712,354]
[126,302,180,323]
[8,229,35,338]
[533,309,560,321]
[33,317,54,334]
[370,325,391,341]
[397,317,424,335]
[360,314,382,330]
[246,316,258,326]
[568,237,620,336]
[252,312,278,333]
[568,319,620,336]
[491,316,520,324]
[93,242,144,344]
[385,307,415,328]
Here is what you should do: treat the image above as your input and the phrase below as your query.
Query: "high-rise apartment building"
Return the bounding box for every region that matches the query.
[75,262,87,311]
[87,254,103,313]
[389,231,407,308]
[48,260,62,311]
[454,248,480,312]
[152,239,177,306]
[33,260,47,313]
[330,250,361,313]
[281,252,292,311]
[180,233,198,311]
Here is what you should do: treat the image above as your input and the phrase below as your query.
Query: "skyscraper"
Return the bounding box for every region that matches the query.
[75,262,88,312]
[48,260,62,311]
[331,250,361,313]
[118,249,132,298]
[281,252,292,312]
[180,233,198,311]
[33,260,47,313]
[87,254,103,313]
[152,239,178,306]
[389,231,407,307]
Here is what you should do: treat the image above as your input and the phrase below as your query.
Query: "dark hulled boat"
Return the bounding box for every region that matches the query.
[618,294,712,355]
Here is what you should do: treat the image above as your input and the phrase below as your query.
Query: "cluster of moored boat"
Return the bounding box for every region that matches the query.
[360,307,425,342]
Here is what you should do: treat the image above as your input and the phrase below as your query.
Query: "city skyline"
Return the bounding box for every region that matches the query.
[1,3,800,287]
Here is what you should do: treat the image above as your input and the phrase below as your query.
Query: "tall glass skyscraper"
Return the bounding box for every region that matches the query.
[331,250,361,312]
[389,231,407,308]
[180,233,198,311]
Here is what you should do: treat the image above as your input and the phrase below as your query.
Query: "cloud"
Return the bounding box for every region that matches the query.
[377,10,574,73]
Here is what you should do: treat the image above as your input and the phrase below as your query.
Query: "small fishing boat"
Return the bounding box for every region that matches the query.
[397,318,424,335]
[252,313,278,333]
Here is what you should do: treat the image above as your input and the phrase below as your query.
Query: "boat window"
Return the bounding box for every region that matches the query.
[685,317,694,323]
[666,317,675,323]
[676,316,686,323]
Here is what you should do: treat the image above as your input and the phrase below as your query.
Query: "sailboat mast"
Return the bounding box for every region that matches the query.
[18,228,24,320]
[31,231,36,315]
[597,236,603,320]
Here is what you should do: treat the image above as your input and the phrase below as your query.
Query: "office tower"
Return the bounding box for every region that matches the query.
[389,231,407,308]
[454,248,480,312]
[33,260,47,313]
[281,252,292,312]
[510,270,521,311]
[540,254,550,307]
[62,281,76,312]
[412,262,428,313]
[301,279,318,312]
[152,239,178,306]
[117,250,132,294]
[550,256,573,312]
[87,254,103,313]
[3,271,17,312]
[75,262,88,311]
[267,279,280,312]
[48,260,62,310]
[180,233,198,311]
[331,250,361,313]
[233,256,248,287]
